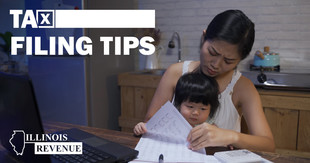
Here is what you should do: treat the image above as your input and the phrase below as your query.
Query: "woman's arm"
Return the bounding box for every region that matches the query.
[233,76,275,152]
[187,76,275,152]
[143,62,183,122]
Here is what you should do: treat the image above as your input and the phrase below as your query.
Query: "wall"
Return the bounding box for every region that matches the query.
[0,0,27,72]
[0,0,25,37]
[137,0,310,72]
[84,0,137,130]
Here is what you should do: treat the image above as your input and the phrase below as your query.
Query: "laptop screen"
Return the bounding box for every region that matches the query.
[0,72,50,162]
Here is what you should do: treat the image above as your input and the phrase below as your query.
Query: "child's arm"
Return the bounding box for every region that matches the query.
[133,122,147,136]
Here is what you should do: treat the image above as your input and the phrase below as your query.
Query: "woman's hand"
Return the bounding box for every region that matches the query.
[187,123,237,150]
[133,122,147,136]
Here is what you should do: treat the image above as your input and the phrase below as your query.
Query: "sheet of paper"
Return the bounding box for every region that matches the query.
[133,101,219,163]
[130,155,219,163]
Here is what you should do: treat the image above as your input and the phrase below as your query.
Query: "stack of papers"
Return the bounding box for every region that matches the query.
[131,101,272,163]
[131,101,218,163]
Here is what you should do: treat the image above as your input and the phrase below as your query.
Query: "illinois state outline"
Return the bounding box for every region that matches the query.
[9,130,25,155]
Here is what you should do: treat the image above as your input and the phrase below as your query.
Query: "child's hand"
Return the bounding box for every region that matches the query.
[133,122,147,136]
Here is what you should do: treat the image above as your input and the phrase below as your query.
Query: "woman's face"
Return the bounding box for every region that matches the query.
[200,40,241,77]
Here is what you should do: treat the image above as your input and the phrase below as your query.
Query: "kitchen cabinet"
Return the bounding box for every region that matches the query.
[118,72,160,132]
[118,72,310,156]
[259,89,310,156]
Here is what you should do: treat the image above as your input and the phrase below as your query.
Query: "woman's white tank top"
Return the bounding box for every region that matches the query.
[182,61,241,132]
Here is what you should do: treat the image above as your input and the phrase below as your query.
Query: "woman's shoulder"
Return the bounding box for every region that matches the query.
[235,75,257,92]
[163,61,200,84]
[166,62,183,74]
[234,74,260,102]
[166,61,199,74]
[163,62,184,84]
[231,74,260,110]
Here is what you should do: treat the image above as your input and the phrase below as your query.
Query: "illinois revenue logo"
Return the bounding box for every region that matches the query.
[9,130,82,155]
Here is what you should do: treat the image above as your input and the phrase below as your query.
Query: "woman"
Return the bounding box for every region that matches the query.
[143,10,275,152]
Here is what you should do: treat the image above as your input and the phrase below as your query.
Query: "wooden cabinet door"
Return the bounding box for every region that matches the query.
[265,107,298,150]
[298,110,310,152]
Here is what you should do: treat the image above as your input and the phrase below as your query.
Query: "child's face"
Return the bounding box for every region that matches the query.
[180,101,210,127]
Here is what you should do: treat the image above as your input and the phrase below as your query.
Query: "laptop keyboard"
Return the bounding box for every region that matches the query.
[52,144,115,163]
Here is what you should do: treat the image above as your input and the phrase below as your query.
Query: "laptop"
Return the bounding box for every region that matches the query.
[0,72,138,163]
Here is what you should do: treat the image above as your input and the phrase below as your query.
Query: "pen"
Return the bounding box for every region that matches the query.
[159,154,164,163]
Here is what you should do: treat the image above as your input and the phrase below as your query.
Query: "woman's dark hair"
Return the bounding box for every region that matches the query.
[203,9,255,60]
[174,73,219,119]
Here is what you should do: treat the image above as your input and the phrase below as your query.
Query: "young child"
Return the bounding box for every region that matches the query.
[133,73,219,136]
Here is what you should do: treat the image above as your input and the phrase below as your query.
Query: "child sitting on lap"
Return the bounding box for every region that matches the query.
[134,73,219,135]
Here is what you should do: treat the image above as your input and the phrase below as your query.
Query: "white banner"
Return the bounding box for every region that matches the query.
[34,142,83,155]
[55,10,155,28]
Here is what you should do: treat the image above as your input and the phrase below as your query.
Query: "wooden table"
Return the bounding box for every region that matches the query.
[1,121,310,163]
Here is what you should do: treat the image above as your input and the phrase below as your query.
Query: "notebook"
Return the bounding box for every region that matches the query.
[0,72,138,163]
[214,149,273,163]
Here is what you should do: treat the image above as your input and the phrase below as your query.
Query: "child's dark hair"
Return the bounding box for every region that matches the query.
[174,73,219,118]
